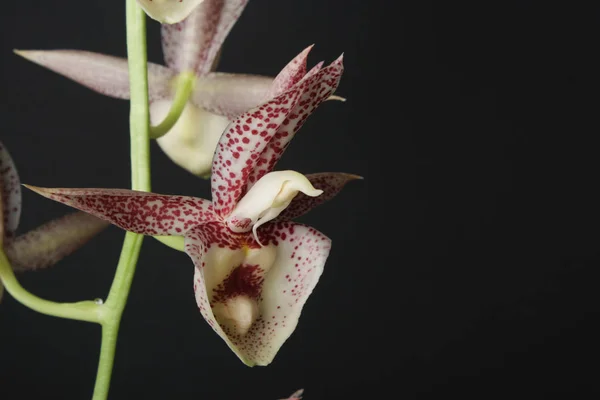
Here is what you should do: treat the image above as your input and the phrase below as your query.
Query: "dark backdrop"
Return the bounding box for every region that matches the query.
[2,1,600,399]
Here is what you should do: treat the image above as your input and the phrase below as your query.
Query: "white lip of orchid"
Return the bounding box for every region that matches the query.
[204,245,277,338]
[226,171,323,243]
[151,99,230,177]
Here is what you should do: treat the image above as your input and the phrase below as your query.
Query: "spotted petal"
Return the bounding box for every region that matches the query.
[4,212,109,271]
[137,0,205,24]
[14,50,174,102]
[210,82,304,217]
[277,172,362,221]
[187,221,329,366]
[24,187,217,236]
[266,45,313,99]
[162,0,248,74]
[246,56,344,188]
[191,72,273,119]
[0,140,21,239]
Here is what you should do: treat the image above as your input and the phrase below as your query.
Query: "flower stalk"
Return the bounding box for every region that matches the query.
[150,71,196,139]
[91,0,151,398]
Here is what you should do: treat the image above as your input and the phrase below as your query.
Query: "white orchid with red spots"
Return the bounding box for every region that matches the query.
[26,55,359,366]
[14,1,342,178]
[137,0,205,24]
[0,141,109,302]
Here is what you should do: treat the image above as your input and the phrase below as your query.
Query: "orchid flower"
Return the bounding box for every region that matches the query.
[0,141,109,302]
[26,55,359,366]
[15,1,341,178]
[137,0,205,24]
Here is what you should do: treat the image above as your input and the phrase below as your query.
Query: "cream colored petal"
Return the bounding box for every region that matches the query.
[225,171,322,240]
[152,100,230,177]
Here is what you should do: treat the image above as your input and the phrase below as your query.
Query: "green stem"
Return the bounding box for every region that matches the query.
[149,71,196,139]
[0,250,102,323]
[92,232,144,400]
[91,1,151,399]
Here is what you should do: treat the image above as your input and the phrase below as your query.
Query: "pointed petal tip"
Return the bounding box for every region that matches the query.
[345,173,364,180]
[22,184,45,194]
[22,184,61,200]
[326,94,347,102]
[13,49,34,60]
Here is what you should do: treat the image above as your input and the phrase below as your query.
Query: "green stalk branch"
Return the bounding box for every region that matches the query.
[149,71,196,139]
[0,251,102,323]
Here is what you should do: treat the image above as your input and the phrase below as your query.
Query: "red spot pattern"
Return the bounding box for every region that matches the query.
[245,56,344,190]
[5,211,109,272]
[267,45,312,99]
[189,221,331,365]
[161,0,249,75]
[30,188,217,236]
[0,141,22,238]
[211,55,344,218]
[277,172,361,221]
[212,264,264,303]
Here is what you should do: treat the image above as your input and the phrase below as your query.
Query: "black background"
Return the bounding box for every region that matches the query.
[2,1,600,399]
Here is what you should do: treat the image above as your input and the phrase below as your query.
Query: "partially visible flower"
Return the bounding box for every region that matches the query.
[137,0,206,24]
[280,389,303,400]
[27,54,359,366]
[15,0,343,177]
[0,141,109,302]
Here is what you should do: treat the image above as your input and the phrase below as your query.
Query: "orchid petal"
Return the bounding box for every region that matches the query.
[210,82,304,217]
[161,0,248,74]
[151,100,230,177]
[137,0,205,24]
[226,171,322,242]
[277,172,362,221]
[246,55,344,188]
[191,72,273,119]
[187,221,330,366]
[4,212,109,272]
[267,45,313,99]
[0,141,22,239]
[280,390,304,400]
[24,186,216,236]
[209,53,343,216]
[14,50,174,102]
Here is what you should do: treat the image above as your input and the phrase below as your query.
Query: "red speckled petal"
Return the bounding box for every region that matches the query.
[162,0,248,74]
[191,72,273,119]
[5,212,109,272]
[277,172,362,221]
[246,55,344,188]
[24,186,216,236]
[0,140,21,239]
[247,221,330,365]
[267,45,313,99]
[186,223,245,359]
[14,50,174,102]
[137,0,205,24]
[210,83,304,217]
[188,221,330,366]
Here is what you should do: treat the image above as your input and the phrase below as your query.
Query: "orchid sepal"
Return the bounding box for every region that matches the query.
[1,141,110,302]
[4,211,109,272]
[136,0,206,24]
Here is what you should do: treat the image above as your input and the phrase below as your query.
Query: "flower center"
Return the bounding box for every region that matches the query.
[206,245,277,336]
[226,171,322,243]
